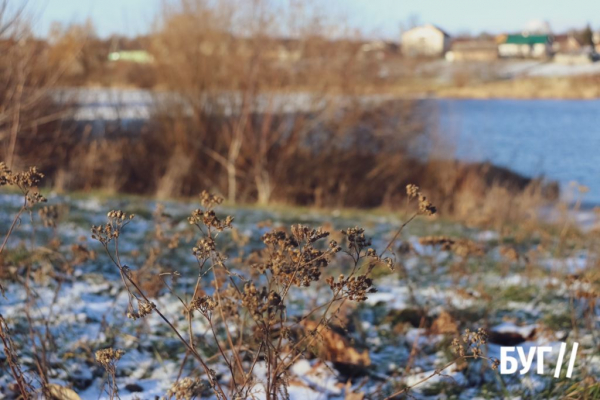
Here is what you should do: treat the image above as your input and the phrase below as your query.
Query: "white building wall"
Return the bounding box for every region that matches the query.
[402,25,447,57]
[498,43,549,58]
[531,43,548,58]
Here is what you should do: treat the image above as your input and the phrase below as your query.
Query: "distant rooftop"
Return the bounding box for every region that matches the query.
[403,24,451,38]
[504,34,550,45]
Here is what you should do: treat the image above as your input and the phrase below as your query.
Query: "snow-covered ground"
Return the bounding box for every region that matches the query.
[0,193,598,399]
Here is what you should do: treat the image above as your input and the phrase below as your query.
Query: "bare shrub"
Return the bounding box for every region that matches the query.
[0,2,75,176]
[144,0,426,205]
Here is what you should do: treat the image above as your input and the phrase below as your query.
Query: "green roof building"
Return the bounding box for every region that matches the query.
[498,34,551,58]
[504,35,549,45]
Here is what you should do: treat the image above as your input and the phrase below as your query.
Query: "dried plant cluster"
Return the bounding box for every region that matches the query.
[0,162,46,204]
[95,348,125,399]
[88,189,415,398]
[4,165,595,399]
[81,183,506,399]
[0,166,500,399]
[0,164,100,399]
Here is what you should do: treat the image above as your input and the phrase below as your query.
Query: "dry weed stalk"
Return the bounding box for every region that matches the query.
[0,315,33,398]
[384,328,499,399]
[88,185,473,399]
[0,164,95,398]
[0,162,50,399]
[0,162,46,256]
[96,347,125,399]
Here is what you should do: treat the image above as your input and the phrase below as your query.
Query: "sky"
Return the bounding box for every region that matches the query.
[18,0,600,39]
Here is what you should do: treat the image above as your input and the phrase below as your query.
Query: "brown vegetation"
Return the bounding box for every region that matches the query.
[0,3,598,399]
[436,74,600,99]
[0,0,558,219]
[0,168,500,398]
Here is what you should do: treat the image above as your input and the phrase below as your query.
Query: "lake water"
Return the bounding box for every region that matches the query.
[436,99,600,205]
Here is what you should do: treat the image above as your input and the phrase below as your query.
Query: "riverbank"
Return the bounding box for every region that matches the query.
[436,75,600,99]
[378,74,600,100]
[347,58,600,100]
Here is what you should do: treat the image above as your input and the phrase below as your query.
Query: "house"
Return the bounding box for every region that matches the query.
[401,24,451,57]
[552,34,582,54]
[497,34,552,59]
[593,32,600,53]
[552,34,595,64]
[108,50,154,63]
[445,39,498,62]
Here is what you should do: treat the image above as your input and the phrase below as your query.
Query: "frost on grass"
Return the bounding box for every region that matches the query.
[0,176,598,399]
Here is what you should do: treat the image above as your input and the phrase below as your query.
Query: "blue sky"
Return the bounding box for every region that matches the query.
[20,0,600,39]
[23,0,156,37]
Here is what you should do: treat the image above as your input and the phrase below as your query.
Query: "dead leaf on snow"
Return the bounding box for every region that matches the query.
[47,384,81,400]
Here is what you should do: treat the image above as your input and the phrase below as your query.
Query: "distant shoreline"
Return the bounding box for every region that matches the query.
[385,74,600,100]
[55,72,600,102]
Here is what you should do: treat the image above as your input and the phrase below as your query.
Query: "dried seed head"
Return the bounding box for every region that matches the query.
[328,240,342,253]
[26,192,47,206]
[491,358,500,370]
[190,295,217,314]
[341,227,371,252]
[200,190,223,209]
[192,237,216,260]
[418,194,436,216]
[167,377,208,400]
[95,348,124,368]
[127,300,156,320]
[189,208,233,231]
[327,273,376,302]
[91,211,134,245]
[405,185,436,216]
[291,225,329,243]
[453,328,489,359]
[1,165,44,190]
[138,300,156,317]
[406,184,420,199]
